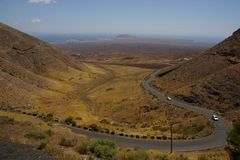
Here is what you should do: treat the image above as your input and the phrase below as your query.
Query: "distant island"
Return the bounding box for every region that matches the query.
[115,34,137,39]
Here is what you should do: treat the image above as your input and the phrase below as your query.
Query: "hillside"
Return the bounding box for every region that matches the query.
[0,23,96,109]
[154,28,240,121]
[0,23,214,140]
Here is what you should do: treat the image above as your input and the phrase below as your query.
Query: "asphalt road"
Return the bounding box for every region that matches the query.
[67,65,230,151]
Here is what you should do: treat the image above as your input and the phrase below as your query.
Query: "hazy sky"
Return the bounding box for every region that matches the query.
[1,0,240,39]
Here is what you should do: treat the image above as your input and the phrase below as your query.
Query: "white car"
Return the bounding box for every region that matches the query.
[212,114,219,121]
[167,96,172,101]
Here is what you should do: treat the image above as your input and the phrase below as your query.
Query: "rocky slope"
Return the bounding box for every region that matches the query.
[154,28,240,121]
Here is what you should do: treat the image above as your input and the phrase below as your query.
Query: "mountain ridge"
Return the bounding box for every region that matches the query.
[0,23,93,108]
[154,28,240,121]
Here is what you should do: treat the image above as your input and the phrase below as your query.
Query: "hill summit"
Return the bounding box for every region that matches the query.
[208,28,240,57]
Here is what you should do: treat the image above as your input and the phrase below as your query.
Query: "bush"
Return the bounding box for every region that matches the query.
[45,129,53,136]
[65,116,76,125]
[25,130,48,139]
[94,145,116,159]
[198,155,208,160]
[152,125,168,131]
[227,118,240,160]
[45,113,53,122]
[59,137,77,147]
[37,141,48,150]
[87,139,117,160]
[140,122,151,128]
[20,121,32,126]
[0,116,14,124]
[76,117,82,120]
[100,119,110,124]
[175,155,188,160]
[127,151,149,160]
[75,142,88,154]
[89,124,98,131]
[174,124,204,136]
[154,154,170,160]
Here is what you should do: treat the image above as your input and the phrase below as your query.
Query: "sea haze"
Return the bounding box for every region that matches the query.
[33,33,115,42]
[32,33,223,44]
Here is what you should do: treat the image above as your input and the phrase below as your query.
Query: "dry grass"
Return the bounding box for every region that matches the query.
[0,23,231,160]
[0,110,227,160]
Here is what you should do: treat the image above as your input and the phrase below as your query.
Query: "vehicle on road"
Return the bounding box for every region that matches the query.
[212,114,219,121]
[167,96,172,101]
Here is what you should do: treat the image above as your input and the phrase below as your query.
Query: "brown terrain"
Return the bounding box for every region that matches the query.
[154,28,240,122]
[0,23,232,160]
[0,23,213,140]
[0,22,99,109]
[53,34,213,59]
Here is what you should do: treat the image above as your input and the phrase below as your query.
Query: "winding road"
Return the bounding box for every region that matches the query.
[67,65,230,151]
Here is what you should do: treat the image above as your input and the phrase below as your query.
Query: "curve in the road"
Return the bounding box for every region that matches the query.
[67,65,230,151]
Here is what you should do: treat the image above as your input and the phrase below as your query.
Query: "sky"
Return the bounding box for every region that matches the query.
[0,0,240,41]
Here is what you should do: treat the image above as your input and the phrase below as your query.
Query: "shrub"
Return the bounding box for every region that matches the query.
[154,154,170,160]
[105,129,110,133]
[37,141,48,150]
[119,133,124,136]
[88,139,115,151]
[175,155,188,160]
[45,129,53,136]
[20,121,32,126]
[87,139,117,160]
[25,130,48,139]
[59,137,77,147]
[76,117,82,120]
[227,118,240,160]
[75,142,88,154]
[94,145,117,159]
[174,124,204,136]
[45,113,53,122]
[142,136,147,139]
[140,122,151,128]
[127,151,149,160]
[88,155,95,160]
[64,116,76,125]
[89,124,98,131]
[198,155,208,160]
[152,125,168,131]
[0,116,14,124]
[100,119,109,124]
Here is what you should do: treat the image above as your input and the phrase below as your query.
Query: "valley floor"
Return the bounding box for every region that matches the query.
[0,53,229,159]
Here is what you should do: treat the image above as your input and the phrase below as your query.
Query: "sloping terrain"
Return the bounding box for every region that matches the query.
[0,23,98,109]
[154,29,240,121]
[0,23,213,139]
